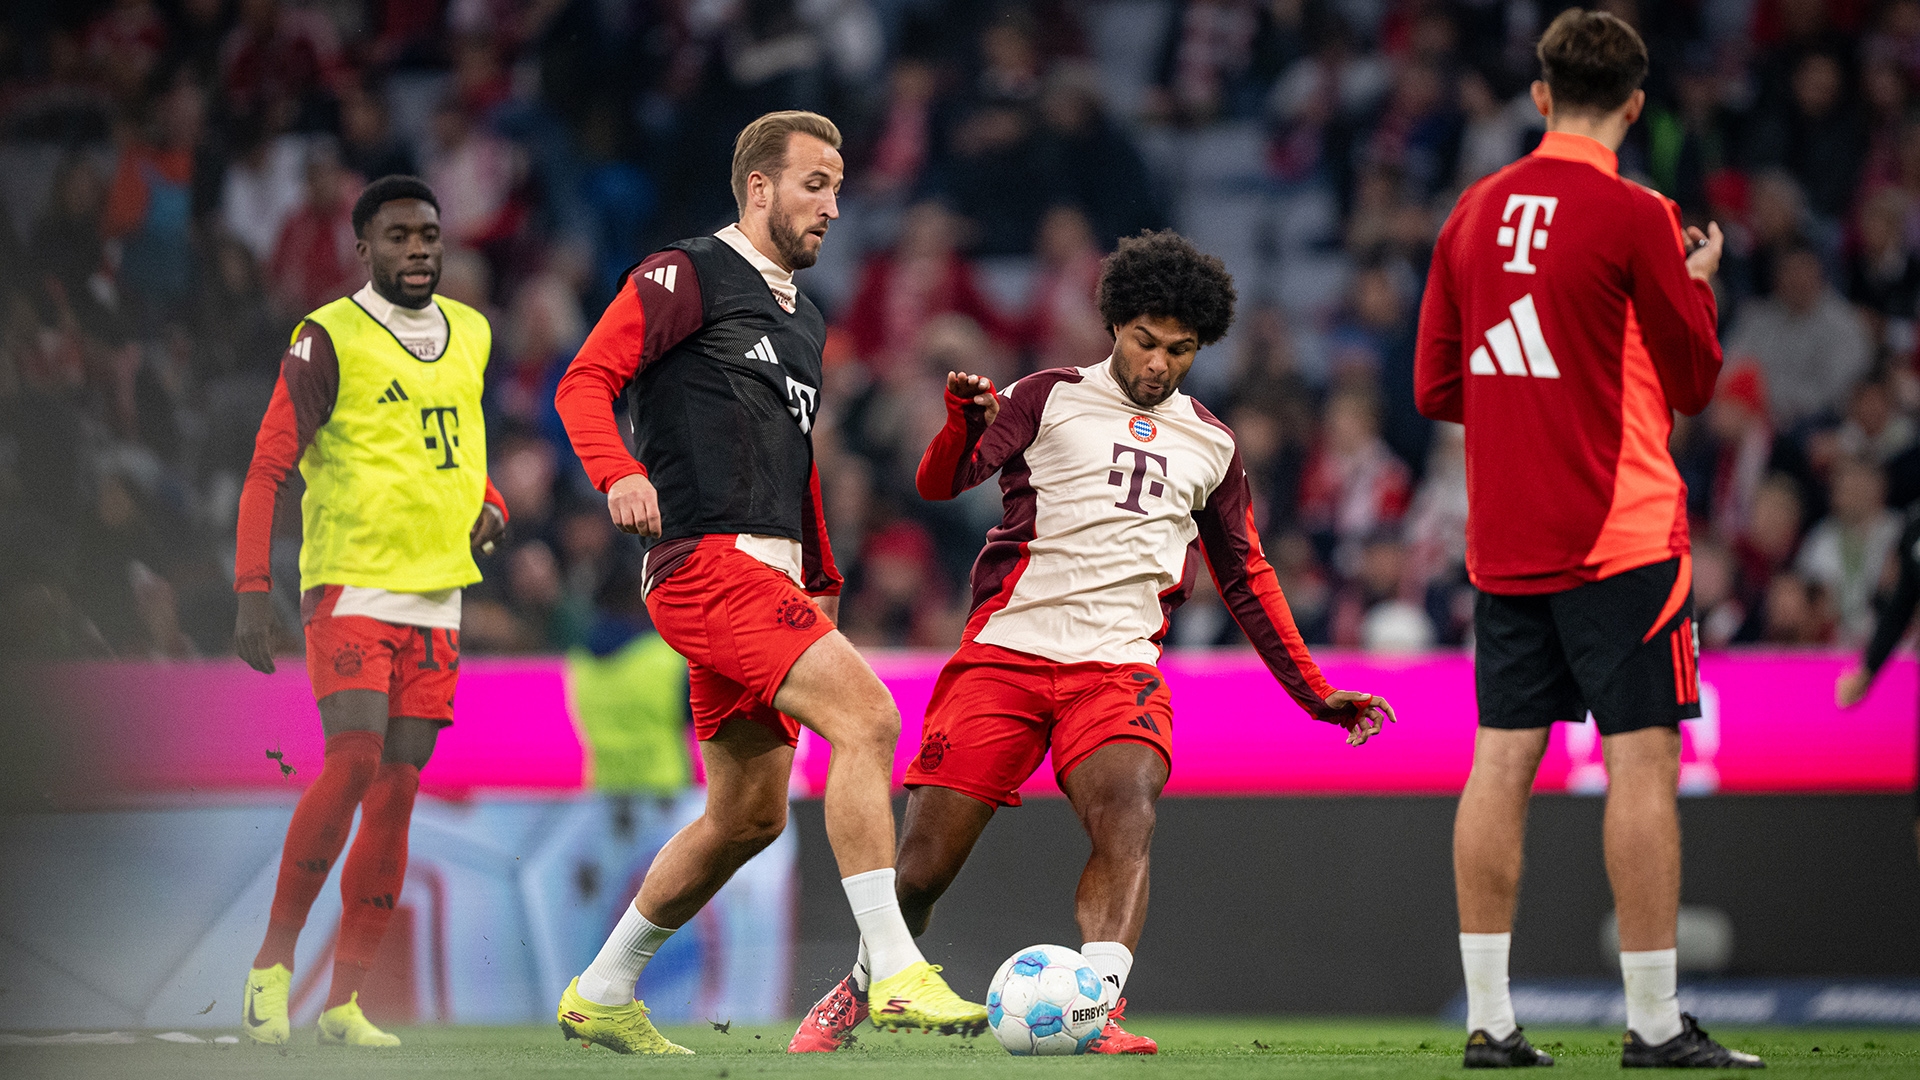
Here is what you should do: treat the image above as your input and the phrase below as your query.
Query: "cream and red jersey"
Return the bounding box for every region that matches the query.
[1414,131,1722,595]
[917,360,1351,726]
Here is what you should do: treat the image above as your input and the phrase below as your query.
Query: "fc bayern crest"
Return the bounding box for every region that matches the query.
[1128,416,1157,442]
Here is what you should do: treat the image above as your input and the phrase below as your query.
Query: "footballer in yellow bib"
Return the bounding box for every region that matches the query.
[232,176,508,1047]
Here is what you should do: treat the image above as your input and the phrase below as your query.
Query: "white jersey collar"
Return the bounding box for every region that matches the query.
[353,282,449,358]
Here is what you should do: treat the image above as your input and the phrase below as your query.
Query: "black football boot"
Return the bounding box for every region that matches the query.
[1622,1013,1766,1068]
[1464,1027,1555,1067]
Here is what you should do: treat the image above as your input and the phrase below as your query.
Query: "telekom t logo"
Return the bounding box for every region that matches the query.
[1497,194,1559,274]
[1109,444,1169,514]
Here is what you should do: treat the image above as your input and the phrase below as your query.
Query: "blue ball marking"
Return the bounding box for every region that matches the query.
[1076,1027,1103,1054]
[1076,966,1103,1003]
[1025,1001,1064,1038]
[1011,952,1049,978]
[987,989,1003,1029]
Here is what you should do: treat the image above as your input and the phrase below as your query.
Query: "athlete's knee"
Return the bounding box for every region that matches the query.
[710,801,788,854]
[1082,791,1157,853]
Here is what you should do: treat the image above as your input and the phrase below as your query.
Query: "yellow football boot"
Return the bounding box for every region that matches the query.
[868,961,989,1036]
[241,964,291,1045]
[317,992,401,1047]
[556,978,693,1054]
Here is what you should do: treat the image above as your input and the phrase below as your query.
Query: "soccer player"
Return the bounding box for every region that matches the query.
[1414,10,1761,1069]
[235,175,508,1047]
[1834,501,1920,870]
[549,110,984,1055]
[790,230,1396,1055]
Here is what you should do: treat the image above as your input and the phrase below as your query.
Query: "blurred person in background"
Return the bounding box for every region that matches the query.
[1763,571,1834,645]
[1298,385,1411,577]
[1794,454,1901,647]
[1725,240,1872,431]
[1731,472,1808,640]
[1020,204,1107,373]
[1691,538,1747,649]
[838,200,1015,379]
[267,140,361,319]
[233,176,508,1049]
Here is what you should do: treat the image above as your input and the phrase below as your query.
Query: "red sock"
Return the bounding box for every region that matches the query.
[253,731,384,972]
[325,760,420,1008]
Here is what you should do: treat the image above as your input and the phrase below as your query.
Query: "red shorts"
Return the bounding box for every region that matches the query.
[304,609,460,724]
[903,640,1174,807]
[646,536,837,747]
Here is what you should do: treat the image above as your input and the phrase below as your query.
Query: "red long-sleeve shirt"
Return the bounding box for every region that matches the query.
[1414,131,1721,594]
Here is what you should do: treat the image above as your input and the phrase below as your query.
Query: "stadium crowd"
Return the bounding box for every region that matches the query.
[2,0,1917,661]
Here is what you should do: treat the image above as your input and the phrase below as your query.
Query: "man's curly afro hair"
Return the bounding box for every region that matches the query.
[1096,229,1237,346]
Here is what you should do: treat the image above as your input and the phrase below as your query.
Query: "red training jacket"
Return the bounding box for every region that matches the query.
[1414,131,1722,595]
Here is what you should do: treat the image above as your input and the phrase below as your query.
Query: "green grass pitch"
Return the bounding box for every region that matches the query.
[5,1018,1919,1078]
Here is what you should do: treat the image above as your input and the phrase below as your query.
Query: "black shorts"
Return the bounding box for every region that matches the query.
[1475,556,1701,736]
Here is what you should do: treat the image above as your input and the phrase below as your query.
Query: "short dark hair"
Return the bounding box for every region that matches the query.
[1096,230,1237,346]
[352,175,440,238]
[1537,8,1648,113]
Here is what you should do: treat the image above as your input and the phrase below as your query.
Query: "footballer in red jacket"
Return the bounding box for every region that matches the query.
[1414,9,1760,1071]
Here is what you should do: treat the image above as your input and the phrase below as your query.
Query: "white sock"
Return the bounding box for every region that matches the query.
[1621,948,1682,1044]
[850,938,871,994]
[842,869,924,983]
[577,904,675,1006]
[1460,932,1517,1040]
[1080,941,1133,1008]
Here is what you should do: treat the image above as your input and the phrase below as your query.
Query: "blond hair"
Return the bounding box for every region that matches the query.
[731,111,843,216]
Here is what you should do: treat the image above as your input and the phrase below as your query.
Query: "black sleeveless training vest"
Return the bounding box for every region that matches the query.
[622,235,827,545]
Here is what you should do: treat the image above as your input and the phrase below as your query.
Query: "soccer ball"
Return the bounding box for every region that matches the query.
[986,944,1108,1055]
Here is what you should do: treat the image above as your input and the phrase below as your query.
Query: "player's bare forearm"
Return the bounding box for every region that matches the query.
[235,590,283,675]
[1324,689,1397,746]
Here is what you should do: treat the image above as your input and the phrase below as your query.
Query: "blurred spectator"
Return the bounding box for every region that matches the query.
[860,56,941,200]
[1402,421,1470,642]
[1298,386,1410,576]
[838,201,1016,378]
[336,83,415,181]
[104,75,202,316]
[1329,263,1425,470]
[219,0,343,131]
[1328,530,1430,650]
[1746,50,1865,223]
[29,154,123,347]
[1836,370,1919,465]
[1724,241,1872,428]
[1032,63,1163,245]
[1762,571,1834,645]
[1796,455,1902,646]
[266,140,360,318]
[1732,472,1807,640]
[221,119,310,265]
[1693,538,1747,649]
[1364,60,1459,202]
[424,97,526,252]
[840,515,952,647]
[1847,188,1920,350]
[1265,15,1392,191]
[1020,204,1107,372]
[1454,69,1534,189]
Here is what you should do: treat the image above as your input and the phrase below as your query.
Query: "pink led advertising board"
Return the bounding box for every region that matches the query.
[34,651,1916,802]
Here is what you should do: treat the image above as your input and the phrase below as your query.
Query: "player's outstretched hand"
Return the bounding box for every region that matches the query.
[1326,689,1396,746]
[470,502,506,554]
[1835,666,1872,709]
[607,472,662,536]
[235,590,284,675]
[1684,221,1723,282]
[947,370,1000,427]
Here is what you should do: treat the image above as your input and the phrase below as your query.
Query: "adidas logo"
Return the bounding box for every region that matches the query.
[1467,293,1559,379]
[289,336,314,362]
[641,264,678,292]
[376,379,410,403]
[745,336,780,366]
[1127,713,1160,735]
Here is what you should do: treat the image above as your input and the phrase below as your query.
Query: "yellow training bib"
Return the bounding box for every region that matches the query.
[297,294,491,593]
